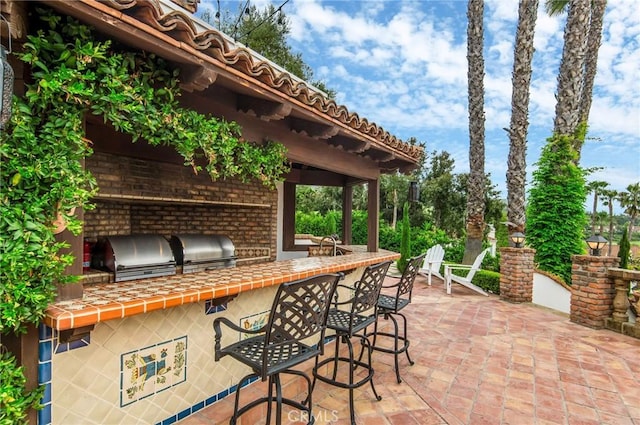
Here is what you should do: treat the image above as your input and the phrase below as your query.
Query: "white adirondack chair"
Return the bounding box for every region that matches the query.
[419,244,445,286]
[444,248,490,296]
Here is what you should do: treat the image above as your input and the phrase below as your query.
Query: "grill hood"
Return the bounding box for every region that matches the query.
[93,235,176,282]
[169,234,237,273]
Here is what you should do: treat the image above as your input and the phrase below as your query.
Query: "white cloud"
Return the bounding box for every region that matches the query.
[207,0,639,197]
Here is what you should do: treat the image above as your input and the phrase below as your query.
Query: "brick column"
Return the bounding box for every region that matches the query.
[499,247,535,303]
[570,255,620,329]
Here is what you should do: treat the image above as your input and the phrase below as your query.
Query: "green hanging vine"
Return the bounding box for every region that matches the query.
[1,7,289,334]
[1,8,289,421]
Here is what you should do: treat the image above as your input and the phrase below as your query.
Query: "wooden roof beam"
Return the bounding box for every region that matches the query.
[289,117,339,140]
[179,66,218,92]
[237,95,292,121]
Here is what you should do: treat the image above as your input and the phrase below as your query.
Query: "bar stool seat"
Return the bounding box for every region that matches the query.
[214,273,341,425]
[365,254,425,384]
[311,260,391,425]
[377,294,409,311]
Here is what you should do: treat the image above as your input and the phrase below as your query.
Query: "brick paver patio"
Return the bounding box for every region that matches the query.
[180,274,640,424]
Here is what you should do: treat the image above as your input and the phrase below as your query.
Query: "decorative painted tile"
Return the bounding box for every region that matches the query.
[120,336,188,407]
[239,310,268,340]
[235,246,270,259]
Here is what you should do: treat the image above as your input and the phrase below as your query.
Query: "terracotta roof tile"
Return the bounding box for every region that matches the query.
[99,0,422,163]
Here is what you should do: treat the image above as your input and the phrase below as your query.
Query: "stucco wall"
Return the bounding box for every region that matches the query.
[532,272,571,314]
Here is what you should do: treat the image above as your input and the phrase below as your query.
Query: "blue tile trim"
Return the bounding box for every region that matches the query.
[37,323,92,425]
[37,324,54,425]
[37,404,51,425]
[155,376,260,425]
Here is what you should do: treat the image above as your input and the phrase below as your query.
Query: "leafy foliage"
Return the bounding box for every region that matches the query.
[295,210,454,261]
[325,212,337,236]
[619,182,640,237]
[0,351,44,425]
[472,270,501,294]
[1,8,290,418]
[618,227,630,269]
[421,151,467,237]
[0,8,289,335]
[526,133,587,283]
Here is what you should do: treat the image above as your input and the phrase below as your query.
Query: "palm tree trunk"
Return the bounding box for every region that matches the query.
[506,0,538,235]
[463,0,486,264]
[553,0,590,139]
[578,0,606,128]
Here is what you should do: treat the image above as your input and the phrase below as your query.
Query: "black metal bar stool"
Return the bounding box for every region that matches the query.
[214,273,341,425]
[364,254,425,384]
[311,260,391,425]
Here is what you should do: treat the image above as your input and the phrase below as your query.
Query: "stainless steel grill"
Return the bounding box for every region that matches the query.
[93,235,177,282]
[169,234,237,274]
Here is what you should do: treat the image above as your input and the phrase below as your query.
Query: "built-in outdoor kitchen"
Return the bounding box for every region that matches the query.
[40,134,403,424]
[1,1,422,424]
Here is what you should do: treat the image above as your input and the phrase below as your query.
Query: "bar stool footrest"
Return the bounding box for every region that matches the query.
[367,330,411,356]
[313,356,376,390]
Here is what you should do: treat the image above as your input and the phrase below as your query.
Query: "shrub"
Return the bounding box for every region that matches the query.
[295,211,327,236]
[526,133,587,284]
[378,221,401,252]
[442,265,500,294]
[472,270,501,294]
[325,211,338,237]
[482,251,500,272]
[618,227,630,269]
[444,240,465,264]
[0,351,44,425]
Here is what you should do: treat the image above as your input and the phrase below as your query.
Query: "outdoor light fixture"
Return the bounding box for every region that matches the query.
[243,6,251,21]
[408,181,419,203]
[586,234,608,256]
[510,232,525,248]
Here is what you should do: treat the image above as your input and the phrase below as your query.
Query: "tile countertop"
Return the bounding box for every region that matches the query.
[44,247,400,331]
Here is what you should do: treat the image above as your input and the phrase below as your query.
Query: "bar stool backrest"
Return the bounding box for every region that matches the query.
[351,261,392,317]
[392,254,426,310]
[263,273,341,370]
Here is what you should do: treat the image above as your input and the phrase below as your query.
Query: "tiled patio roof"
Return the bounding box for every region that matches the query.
[44,0,422,168]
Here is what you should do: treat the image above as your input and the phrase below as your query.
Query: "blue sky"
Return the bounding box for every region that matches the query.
[199,0,640,207]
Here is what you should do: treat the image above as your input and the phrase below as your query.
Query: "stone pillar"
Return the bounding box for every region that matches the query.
[499,247,535,303]
[570,255,620,329]
[606,268,640,338]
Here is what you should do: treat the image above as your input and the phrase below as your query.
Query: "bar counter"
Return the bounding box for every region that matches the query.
[44,247,399,331]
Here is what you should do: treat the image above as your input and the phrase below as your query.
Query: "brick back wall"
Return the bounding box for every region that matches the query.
[84,203,132,236]
[84,152,277,261]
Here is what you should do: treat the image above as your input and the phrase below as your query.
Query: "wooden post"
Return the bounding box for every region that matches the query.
[342,184,353,245]
[367,179,379,252]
